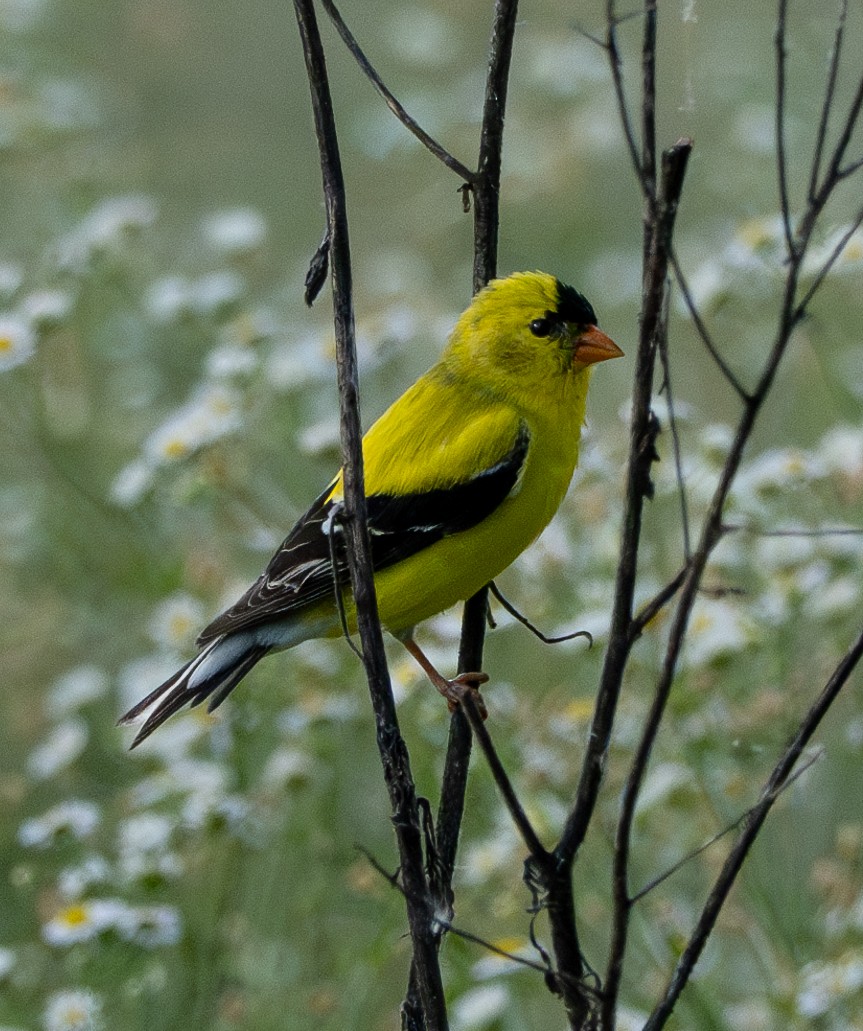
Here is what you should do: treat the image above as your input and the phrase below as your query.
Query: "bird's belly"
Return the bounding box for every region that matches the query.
[373,449,576,633]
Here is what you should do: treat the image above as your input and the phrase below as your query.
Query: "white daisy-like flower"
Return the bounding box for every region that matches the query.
[0,946,15,979]
[56,195,157,270]
[682,597,756,667]
[297,418,340,456]
[42,898,128,947]
[189,270,245,315]
[201,207,268,255]
[57,855,112,900]
[118,905,182,948]
[0,262,23,298]
[147,593,206,649]
[18,800,101,849]
[27,717,89,780]
[206,341,258,379]
[803,225,863,277]
[109,458,154,508]
[264,333,330,391]
[797,954,863,1018]
[43,988,102,1031]
[19,288,74,327]
[144,383,243,464]
[451,984,510,1030]
[47,665,107,718]
[145,276,195,323]
[0,314,35,371]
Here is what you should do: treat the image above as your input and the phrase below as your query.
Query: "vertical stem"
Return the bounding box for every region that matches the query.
[293,3,448,1028]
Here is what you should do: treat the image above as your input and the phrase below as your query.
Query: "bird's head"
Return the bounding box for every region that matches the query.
[444,271,623,408]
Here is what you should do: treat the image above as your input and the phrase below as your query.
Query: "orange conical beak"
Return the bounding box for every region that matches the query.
[572,325,624,366]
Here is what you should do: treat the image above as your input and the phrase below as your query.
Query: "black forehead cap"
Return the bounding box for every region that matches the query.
[555,280,597,326]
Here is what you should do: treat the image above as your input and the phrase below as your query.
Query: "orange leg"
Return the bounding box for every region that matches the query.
[400,635,489,719]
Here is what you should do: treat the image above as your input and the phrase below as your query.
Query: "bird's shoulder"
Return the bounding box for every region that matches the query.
[357,362,527,499]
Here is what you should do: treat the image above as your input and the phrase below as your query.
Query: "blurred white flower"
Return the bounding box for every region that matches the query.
[682,597,756,667]
[18,800,101,848]
[0,946,15,979]
[797,954,863,1018]
[0,314,35,371]
[803,225,863,277]
[47,665,108,718]
[190,270,246,315]
[27,718,89,780]
[118,812,173,857]
[43,988,102,1031]
[19,288,74,327]
[118,904,182,948]
[452,984,510,1030]
[818,424,863,480]
[206,341,258,379]
[43,899,127,947]
[0,0,48,32]
[635,762,694,814]
[260,747,315,791]
[202,207,267,255]
[148,593,206,649]
[754,532,816,571]
[805,575,861,619]
[56,195,157,270]
[265,333,330,390]
[297,418,340,456]
[144,383,242,464]
[57,855,112,900]
[117,814,183,884]
[0,262,23,298]
[145,276,194,323]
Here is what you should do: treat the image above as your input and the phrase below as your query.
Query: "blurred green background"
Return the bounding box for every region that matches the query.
[2,1,863,1029]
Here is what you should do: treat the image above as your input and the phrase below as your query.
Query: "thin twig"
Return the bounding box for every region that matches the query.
[631,747,823,904]
[645,627,863,1031]
[808,0,848,202]
[489,582,593,646]
[669,248,751,401]
[656,292,691,560]
[605,1,648,199]
[320,0,476,184]
[293,6,448,1030]
[775,0,795,256]
[629,566,688,641]
[794,201,863,317]
[456,688,549,860]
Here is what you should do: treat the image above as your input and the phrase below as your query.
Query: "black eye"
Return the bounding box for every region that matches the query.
[529,318,552,337]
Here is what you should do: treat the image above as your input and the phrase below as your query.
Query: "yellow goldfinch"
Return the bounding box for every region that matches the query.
[120,271,622,745]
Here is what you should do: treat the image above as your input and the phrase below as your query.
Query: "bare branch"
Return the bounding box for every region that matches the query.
[293,5,448,1028]
[775,0,796,256]
[605,1,648,196]
[656,294,691,560]
[668,248,751,401]
[795,201,863,317]
[629,566,688,641]
[808,0,848,202]
[645,627,863,1031]
[455,688,549,860]
[320,0,476,184]
[489,582,593,646]
[631,747,823,905]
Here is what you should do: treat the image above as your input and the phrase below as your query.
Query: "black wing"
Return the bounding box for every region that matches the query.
[197,421,530,644]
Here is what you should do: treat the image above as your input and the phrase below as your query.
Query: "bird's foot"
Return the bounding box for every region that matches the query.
[440,671,489,719]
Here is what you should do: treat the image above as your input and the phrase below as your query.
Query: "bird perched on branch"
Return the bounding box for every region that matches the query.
[120,271,622,746]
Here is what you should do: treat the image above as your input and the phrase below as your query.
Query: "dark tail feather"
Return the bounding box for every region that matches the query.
[118,640,270,749]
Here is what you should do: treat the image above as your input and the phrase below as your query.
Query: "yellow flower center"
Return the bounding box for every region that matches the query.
[59,904,90,927]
